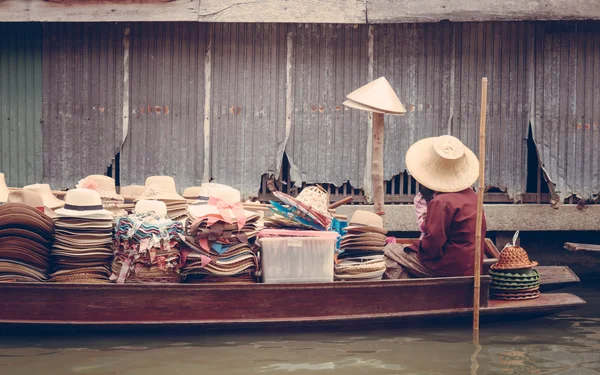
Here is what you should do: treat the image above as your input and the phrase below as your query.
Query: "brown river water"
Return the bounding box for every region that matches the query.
[1,282,599,375]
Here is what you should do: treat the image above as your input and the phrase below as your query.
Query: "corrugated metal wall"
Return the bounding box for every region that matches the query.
[3,21,598,201]
[120,23,207,190]
[376,22,533,198]
[533,22,600,201]
[42,23,125,189]
[210,23,287,197]
[286,24,370,189]
[0,23,43,188]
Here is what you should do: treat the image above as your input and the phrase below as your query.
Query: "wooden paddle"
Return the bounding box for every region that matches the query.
[473,77,488,346]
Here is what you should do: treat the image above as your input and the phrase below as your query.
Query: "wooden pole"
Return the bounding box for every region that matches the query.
[473,77,488,346]
[372,112,385,215]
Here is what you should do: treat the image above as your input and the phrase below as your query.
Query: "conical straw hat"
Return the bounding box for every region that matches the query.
[405,135,479,193]
[344,77,406,114]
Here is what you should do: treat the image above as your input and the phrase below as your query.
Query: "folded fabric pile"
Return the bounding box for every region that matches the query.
[490,246,540,300]
[136,176,187,220]
[265,186,333,231]
[77,175,126,216]
[50,188,114,283]
[0,191,54,282]
[182,186,260,283]
[110,200,185,283]
[335,210,388,281]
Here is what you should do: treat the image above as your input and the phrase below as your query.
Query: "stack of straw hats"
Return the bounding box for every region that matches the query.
[23,184,65,211]
[0,173,8,202]
[183,186,260,283]
[136,176,187,220]
[489,246,540,300]
[111,200,185,283]
[0,191,54,282]
[335,210,388,281]
[77,175,126,216]
[49,189,114,283]
[266,186,333,230]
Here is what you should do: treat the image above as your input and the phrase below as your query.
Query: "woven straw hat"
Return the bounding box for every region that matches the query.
[0,173,8,202]
[23,184,65,209]
[490,246,538,270]
[7,190,45,212]
[136,176,185,202]
[406,135,479,193]
[120,185,146,201]
[183,186,202,200]
[77,175,123,201]
[54,188,113,220]
[344,210,387,235]
[343,77,406,115]
[134,200,168,216]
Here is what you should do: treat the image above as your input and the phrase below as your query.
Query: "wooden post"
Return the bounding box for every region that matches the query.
[372,112,385,215]
[473,77,488,346]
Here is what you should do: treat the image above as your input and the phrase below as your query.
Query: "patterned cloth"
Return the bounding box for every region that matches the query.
[414,192,429,238]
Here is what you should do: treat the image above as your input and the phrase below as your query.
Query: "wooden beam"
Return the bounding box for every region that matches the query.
[197,0,367,23]
[366,0,600,23]
[0,0,199,22]
[564,242,600,258]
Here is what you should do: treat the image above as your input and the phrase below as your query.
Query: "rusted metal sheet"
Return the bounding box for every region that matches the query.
[42,23,124,189]
[120,23,207,191]
[285,24,370,189]
[209,23,287,198]
[532,22,600,201]
[375,22,533,199]
[0,23,43,188]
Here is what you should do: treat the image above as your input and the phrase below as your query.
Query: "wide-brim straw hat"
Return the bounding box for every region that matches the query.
[136,176,185,202]
[6,189,48,213]
[343,77,406,115]
[77,175,124,202]
[406,135,479,193]
[343,210,387,235]
[54,188,113,220]
[135,200,168,217]
[0,173,8,202]
[119,185,146,201]
[23,184,65,209]
[490,246,538,270]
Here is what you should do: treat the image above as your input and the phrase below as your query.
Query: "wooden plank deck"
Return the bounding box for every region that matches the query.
[564,242,600,258]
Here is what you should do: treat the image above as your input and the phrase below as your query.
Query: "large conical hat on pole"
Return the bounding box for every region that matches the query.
[343,77,406,115]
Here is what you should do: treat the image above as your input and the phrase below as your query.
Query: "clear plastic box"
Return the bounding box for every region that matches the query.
[258,231,338,283]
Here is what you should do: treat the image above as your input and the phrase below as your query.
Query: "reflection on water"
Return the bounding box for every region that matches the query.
[1,283,599,375]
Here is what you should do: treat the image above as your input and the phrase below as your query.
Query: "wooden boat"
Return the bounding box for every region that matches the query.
[564,242,600,258]
[0,275,585,330]
[0,238,585,330]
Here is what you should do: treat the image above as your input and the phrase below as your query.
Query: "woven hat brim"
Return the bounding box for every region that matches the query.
[490,261,539,270]
[343,226,388,235]
[405,137,479,193]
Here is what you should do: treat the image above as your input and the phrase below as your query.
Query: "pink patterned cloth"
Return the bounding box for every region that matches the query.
[414,192,429,238]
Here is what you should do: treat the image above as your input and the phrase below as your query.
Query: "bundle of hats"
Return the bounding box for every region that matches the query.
[50,188,114,283]
[183,185,260,283]
[23,183,65,211]
[0,191,54,282]
[335,210,387,281]
[136,176,187,220]
[266,185,333,231]
[110,200,185,283]
[77,175,126,216]
[489,246,540,300]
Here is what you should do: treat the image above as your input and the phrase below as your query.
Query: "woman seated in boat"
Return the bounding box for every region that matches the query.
[384,135,486,279]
